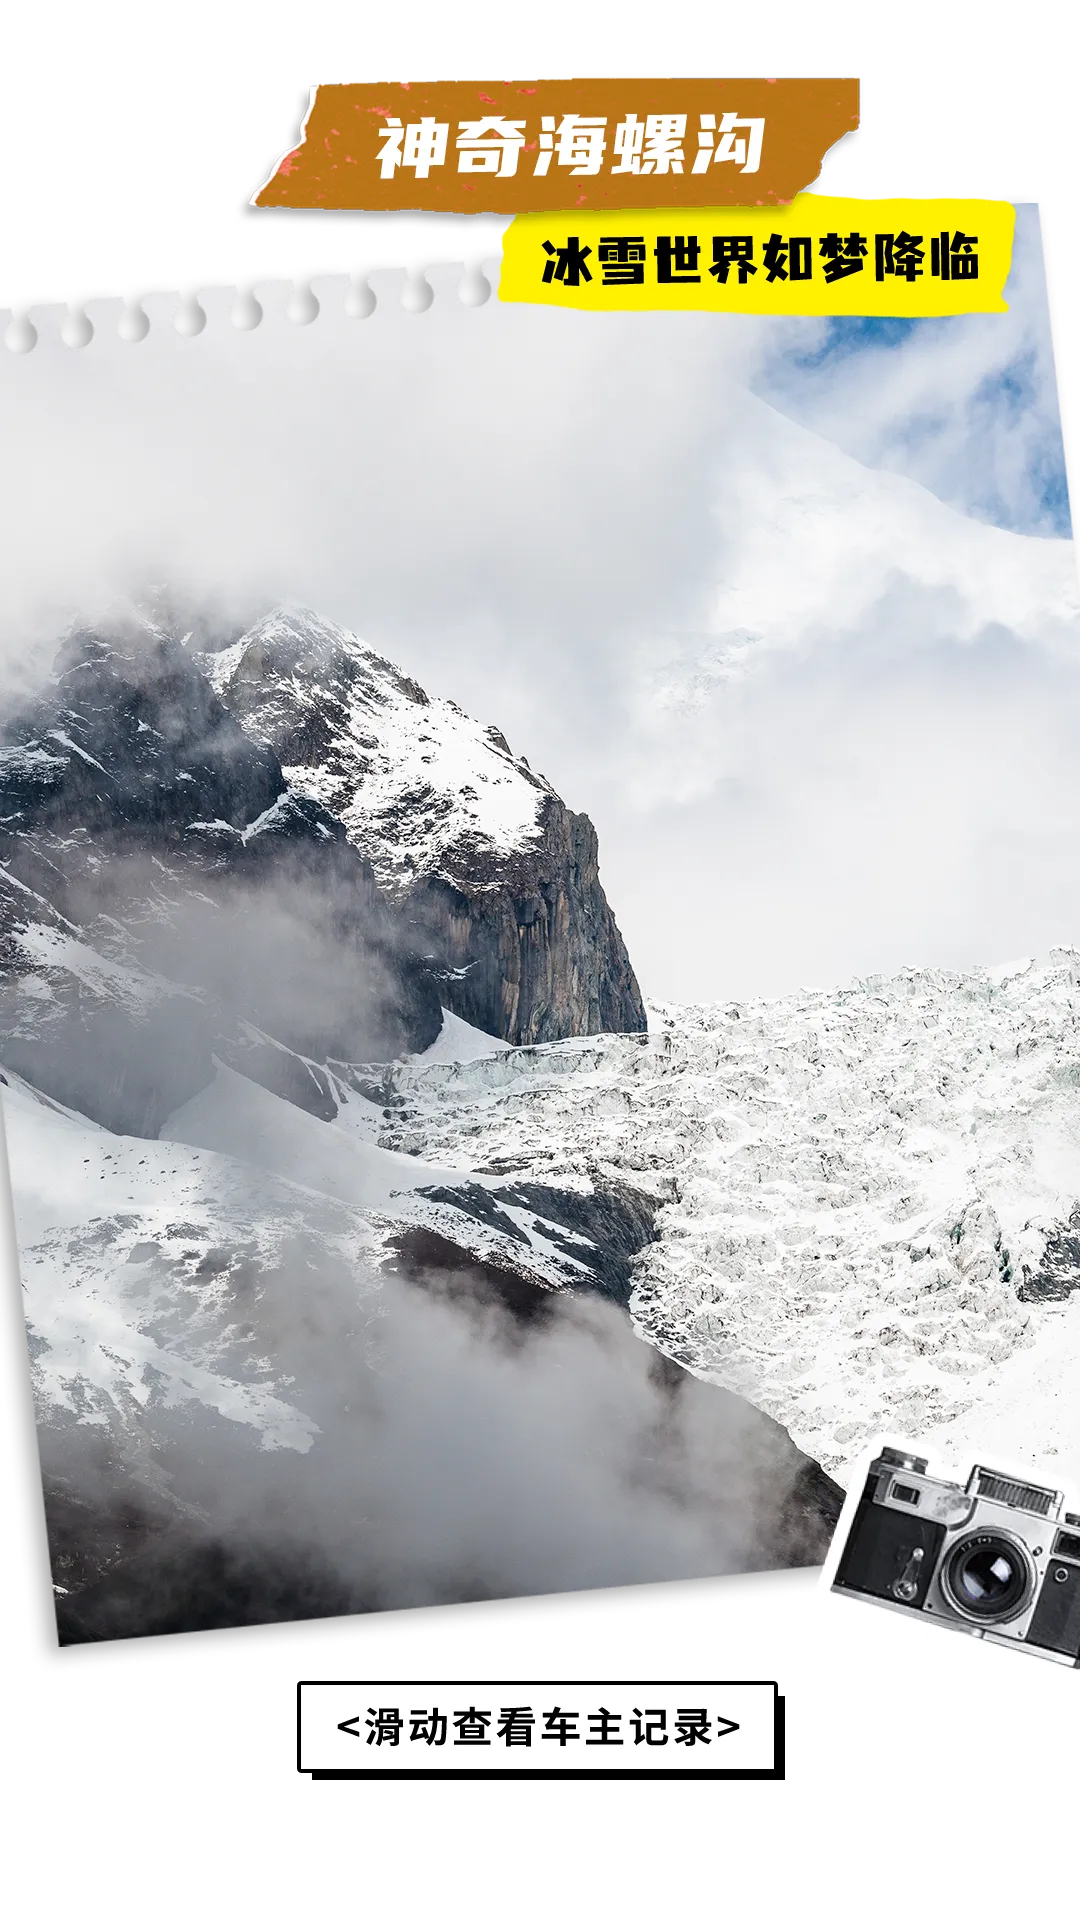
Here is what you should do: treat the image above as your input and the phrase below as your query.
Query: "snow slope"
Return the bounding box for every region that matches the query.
[4,1072,369,1453]
[160,1061,473,1211]
[388,953,1080,1486]
[415,1009,511,1068]
[5,1051,845,1638]
[200,607,549,889]
[5,1030,641,1470]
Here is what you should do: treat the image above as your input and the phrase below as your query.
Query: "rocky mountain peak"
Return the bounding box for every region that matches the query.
[0,614,447,1129]
[0,604,842,1641]
[2,615,286,846]
[192,607,551,888]
[0,600,646,1135]
[189,604,647,1045]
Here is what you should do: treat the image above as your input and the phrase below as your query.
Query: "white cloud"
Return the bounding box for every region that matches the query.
[1,220,1077,1003]
[753,206,1071,536]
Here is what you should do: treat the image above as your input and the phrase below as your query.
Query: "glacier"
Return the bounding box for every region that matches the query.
[7,569,1080,1630]
[385,952,1080,1488]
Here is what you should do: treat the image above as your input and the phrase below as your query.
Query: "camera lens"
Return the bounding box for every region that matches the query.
[942,1532,1033,1622]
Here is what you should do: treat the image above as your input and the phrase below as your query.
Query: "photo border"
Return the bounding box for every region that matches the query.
[2,108,1080,1687]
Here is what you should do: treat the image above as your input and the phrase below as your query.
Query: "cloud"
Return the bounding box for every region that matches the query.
[598,609,1080,1000]
[0,216,1076,1001]
[42,1254,824,1639]
[752,206,1072,537]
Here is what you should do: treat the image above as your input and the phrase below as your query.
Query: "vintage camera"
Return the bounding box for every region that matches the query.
[831,1447,1080,1666]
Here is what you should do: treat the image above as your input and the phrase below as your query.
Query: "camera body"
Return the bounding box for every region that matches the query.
[831,1447,1080,1666]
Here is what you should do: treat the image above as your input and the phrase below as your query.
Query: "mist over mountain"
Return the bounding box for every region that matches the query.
[187,604,646,1045]
[0,603,836,1642]
[0,602,645,1132]
[4,562,1079,1634]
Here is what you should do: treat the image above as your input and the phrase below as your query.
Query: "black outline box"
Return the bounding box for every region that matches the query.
[297,1680,785,1780]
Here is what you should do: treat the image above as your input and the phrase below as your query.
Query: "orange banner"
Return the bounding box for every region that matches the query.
[253,79,859,213]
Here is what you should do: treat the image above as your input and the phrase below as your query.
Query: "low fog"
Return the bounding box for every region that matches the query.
[125,857,437,1064]
[0,610,444,1100]
[40,1245,825,1641]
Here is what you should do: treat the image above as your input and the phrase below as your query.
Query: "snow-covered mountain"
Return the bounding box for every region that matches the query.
[0,616,450,1130]
[198,608,549,891]
[0,609,834,1641]
[0,604,644,1135]
[188,606,645,1046]
[5,1048,839,1639]
[384,954,1080,1489]
[21,928,1078,1632]
[9,586,1080,1645]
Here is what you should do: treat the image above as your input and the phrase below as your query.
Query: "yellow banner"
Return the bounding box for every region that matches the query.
[499,196,1015,315]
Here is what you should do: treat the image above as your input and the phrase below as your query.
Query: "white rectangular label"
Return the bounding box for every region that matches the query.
[297,1682,782,1778]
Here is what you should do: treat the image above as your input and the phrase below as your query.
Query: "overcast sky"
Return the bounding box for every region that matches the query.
[2,206,1077,1002]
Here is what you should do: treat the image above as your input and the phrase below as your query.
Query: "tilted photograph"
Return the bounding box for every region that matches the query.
[1,207,1077,1641]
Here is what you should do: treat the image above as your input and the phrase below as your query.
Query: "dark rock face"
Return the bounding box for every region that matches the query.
[193,608,647,1045]
[387,1226,563,1325]
[1018,1206,1080,1302]
[495,1174,664,1305]
[413,1169,662,1305]
[0,617,443,1130]
[387,1182,842,1562]
[2,622,286,838]
[412,799,646,1044]
[43,1460,362,1645]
